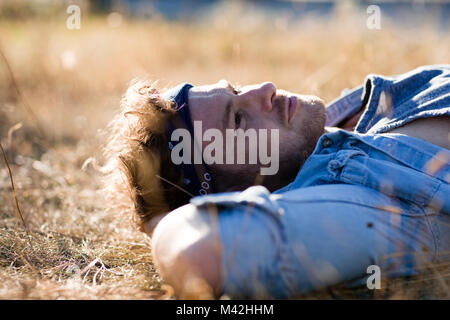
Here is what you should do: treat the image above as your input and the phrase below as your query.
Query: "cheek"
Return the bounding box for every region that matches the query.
[247,117,279,131]
[279,129,302,154]
[196,109,219,130]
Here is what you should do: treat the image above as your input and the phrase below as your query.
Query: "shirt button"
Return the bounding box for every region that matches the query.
[322,137,333,148]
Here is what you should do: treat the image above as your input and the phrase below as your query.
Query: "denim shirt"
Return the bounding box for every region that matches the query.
[275,64,450,212]
[185,66,450,298]
[193,64,450,216]
[325,64,450,133]
[189,65,450,298]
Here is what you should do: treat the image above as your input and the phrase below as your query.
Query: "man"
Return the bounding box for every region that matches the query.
[104,65,449,298]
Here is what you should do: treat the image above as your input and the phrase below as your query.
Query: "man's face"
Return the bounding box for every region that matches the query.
[187,80,326,192]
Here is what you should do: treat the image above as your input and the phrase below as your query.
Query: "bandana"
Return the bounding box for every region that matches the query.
[163,83,213,197]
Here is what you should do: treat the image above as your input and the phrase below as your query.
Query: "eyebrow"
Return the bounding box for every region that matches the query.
[222,98,232,130]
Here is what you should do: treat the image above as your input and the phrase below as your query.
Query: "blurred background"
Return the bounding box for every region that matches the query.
[0,0,449,299]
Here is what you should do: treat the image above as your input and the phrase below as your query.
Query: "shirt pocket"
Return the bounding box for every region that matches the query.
[327,149,443,216]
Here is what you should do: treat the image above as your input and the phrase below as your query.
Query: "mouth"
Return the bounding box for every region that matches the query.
[287,96,298,123]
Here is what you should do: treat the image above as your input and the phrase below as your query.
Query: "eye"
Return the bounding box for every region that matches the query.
[234,112,242,127]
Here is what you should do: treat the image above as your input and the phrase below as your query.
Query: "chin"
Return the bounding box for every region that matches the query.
[305,96,326,128]
[292,96,325,133]
[282,98,326,172]
[306,95,326,113]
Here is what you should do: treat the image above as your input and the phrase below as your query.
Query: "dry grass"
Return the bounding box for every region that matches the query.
[0,2,449,299]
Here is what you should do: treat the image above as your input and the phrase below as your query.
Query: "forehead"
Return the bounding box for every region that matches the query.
[187,80,232,112]
[187,80,232,130]
[189,80,230,96]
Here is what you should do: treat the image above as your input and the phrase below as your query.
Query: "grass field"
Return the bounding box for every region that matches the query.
[0,1,449,299]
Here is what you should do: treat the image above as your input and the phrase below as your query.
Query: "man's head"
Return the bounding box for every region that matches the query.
[187,80,326,192]
[104,79,325,230]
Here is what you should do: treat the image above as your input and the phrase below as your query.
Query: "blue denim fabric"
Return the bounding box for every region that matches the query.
[189,65,450,298]
[325,64,450,131]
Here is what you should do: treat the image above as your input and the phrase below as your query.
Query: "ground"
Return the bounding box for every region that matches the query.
[0,2,449,299]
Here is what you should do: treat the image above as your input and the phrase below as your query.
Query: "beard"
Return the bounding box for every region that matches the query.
[264,97,326,191]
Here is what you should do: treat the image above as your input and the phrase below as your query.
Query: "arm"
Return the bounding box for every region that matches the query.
[150,204,223,299]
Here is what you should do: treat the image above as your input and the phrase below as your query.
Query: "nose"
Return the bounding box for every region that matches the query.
[245,82,276,112]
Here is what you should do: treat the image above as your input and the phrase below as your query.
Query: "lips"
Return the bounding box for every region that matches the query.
[287,96,298,123]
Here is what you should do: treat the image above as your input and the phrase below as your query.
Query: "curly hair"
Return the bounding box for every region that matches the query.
[102,79,191,231]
